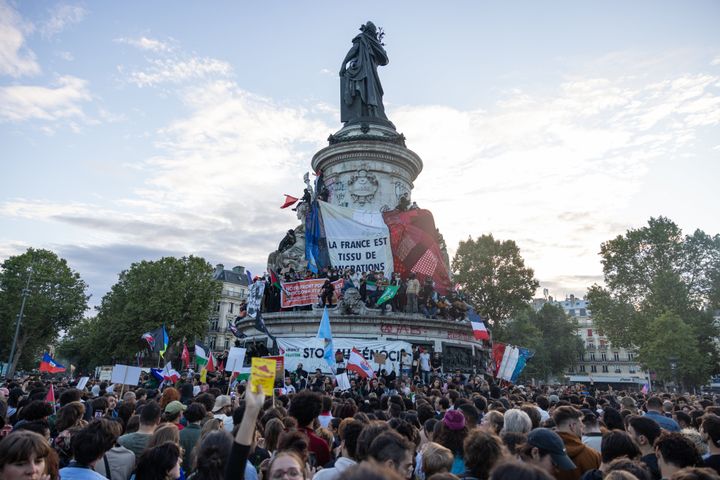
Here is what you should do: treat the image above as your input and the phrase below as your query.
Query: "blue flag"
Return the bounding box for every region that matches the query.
[305,201,321,274]
[317,306,334,369]
[510,348,534,383]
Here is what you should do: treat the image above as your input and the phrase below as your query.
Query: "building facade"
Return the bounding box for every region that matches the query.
[208,264,249,352]
[535,294,647,389]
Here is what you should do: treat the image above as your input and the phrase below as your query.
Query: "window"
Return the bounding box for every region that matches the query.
[580,308,587,316]
[602,365,609,373]
[590,353,596,361]
[214,301,221,312]
[591,365,597,373]
[569,309,576,316]
[230,302,234,313]
[615,368,622,374]
[628,353,635,361]
[613,352,620,361]
[579,353,584,361]
[209,336,217,349]
[579,365,586,372]
[629,368,636,374]
[587,328,593,337]
[601,353,607,361]
[210,319,219,331]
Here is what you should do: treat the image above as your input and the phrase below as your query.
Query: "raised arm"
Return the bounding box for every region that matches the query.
[224,386,265,480]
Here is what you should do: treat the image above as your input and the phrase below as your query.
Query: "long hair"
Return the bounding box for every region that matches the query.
[146,423,180,449]
[136,442,180,480]
[0,430,51,470]
[192,430,233,480]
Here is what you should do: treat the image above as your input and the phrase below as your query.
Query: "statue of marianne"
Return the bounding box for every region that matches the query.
[339,21,391,126]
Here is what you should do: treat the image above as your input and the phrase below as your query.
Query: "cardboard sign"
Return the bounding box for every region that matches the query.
[110,365,142,386]
[250,357,277,394]
[225,347,247,373]
[263,355,285,380]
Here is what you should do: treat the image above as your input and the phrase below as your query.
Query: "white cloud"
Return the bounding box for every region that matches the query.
[40,4,87,38]
[57,50,74,61]
[0,75,91,122]
[712,55,720,66]
[125,57,232,87]
[115,36,173,53]
[0,0,41,77]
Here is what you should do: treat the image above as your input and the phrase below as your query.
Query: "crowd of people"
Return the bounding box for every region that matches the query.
[255,267,469,321]
[2,370,720,480]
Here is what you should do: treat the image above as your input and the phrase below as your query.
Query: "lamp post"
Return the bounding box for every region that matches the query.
[668,356,679,392]
[5,266,33,379]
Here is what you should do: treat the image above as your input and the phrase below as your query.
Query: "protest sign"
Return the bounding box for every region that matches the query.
[320,201,394,278]
[110,365,142,386]
[335,372,351,391]
[280,278,343,308]
[225,347,247,373]
[250,357,277,394]
[76,377,90,391]
[278,338,411,374]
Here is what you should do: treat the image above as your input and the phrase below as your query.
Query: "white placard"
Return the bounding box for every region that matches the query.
[110,365,142,386]
[225,347,247,373]
[335,372,351,391]
[76,376,90,390]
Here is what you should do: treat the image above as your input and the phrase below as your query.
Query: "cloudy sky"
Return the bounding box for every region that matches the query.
[2,1,719,308]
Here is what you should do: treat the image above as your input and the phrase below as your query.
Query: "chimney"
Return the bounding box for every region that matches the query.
[570,294,575,305]
[232,266,245,275]
[214,264,225,276]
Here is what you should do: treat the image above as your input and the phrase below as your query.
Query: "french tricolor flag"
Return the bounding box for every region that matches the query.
[468,308,490,341]
[39,353,66,374]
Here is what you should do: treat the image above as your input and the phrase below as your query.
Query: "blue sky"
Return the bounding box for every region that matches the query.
[1,1,719,309]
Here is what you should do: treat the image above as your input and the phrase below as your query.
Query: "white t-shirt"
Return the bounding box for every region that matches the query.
[419,352,431,372]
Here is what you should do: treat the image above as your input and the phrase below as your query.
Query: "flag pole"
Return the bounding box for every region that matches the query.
[226,358,237,395]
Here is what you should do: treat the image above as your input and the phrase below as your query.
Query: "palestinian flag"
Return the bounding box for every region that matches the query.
[195,344,209,367]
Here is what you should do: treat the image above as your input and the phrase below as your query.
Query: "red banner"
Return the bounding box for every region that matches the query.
[280,278,344,308]
[382,209,452,294]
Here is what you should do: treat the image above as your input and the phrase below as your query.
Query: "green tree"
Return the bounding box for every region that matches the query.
[587,217,720,386]
[452,234,539,327]
[496,304,583,382]
[637,311,710,388]
[0,248,89,376]
[58,256,221,367]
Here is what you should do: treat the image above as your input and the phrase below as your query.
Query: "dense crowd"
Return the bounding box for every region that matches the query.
[254,267,469,321]
[3,371,720,480]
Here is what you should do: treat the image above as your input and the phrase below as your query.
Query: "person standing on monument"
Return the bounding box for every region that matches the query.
[405,273,420,314]
[340,21,391,124]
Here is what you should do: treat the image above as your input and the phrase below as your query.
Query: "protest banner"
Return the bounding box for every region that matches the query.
[263,355,285,381]
[110,365,142,386]
[278,338,411,374]
[250,357,277,394]
[280,278,343,308]
[335,372,351,391]
[319,201,394,278]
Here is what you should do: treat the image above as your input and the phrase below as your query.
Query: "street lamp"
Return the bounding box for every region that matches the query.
[5,265,33,379]
[668,356,678,392]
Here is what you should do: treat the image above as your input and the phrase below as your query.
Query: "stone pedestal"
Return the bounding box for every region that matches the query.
[312,123,423,213]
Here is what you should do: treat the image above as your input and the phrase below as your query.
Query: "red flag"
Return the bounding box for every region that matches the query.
[181,343,190,369]
[207,352,215,372]
[46,384,55,404]
[217,358,224,372]
[280,194,299,209]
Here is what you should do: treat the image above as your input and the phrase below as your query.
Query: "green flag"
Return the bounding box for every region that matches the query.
[375,285,400,306]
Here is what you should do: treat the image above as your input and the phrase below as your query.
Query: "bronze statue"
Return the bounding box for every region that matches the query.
[340,21,392,126]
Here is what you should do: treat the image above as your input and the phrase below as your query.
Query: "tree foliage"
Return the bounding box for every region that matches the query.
[58,256,221,369]
[495,304,584,382]
[0,248,89,376]
[452,234,539,326]
[587,217,720,386]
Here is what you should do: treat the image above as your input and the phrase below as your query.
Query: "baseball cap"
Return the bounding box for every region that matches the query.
[212,395,232,413]
[164,400,187,415]
[527,428,576,471]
